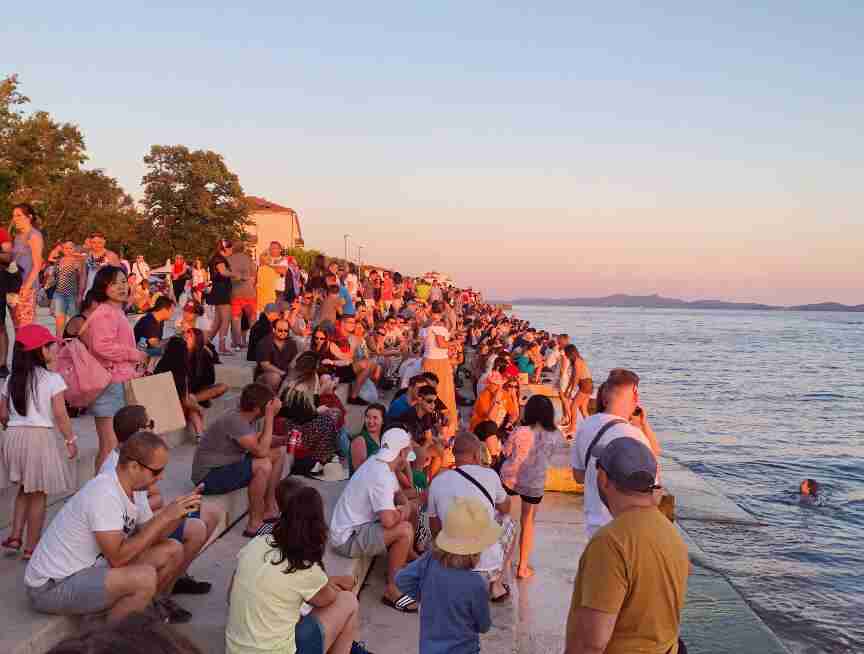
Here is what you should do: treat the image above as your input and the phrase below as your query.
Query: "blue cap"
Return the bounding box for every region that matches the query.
[594,438,660,493]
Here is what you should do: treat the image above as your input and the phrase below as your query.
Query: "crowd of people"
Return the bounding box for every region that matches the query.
[0,216,691,654]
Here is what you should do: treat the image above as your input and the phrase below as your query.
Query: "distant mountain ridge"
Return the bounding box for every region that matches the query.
[506,293,864,312]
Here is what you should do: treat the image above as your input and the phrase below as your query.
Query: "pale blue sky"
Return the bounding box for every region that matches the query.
[5,2,863,303]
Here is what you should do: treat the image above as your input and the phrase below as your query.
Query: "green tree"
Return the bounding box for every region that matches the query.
[140,145,250,263]
[0,74,87,221]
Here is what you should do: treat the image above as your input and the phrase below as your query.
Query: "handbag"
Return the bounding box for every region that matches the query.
[56,339,112,408]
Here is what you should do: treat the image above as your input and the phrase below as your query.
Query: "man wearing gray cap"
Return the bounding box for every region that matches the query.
[565,438,689,654]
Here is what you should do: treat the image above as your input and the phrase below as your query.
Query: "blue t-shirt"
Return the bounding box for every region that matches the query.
[395,554,490,654]
[386,394,411,423]
[339,285,355,315]
[516,354,535,375]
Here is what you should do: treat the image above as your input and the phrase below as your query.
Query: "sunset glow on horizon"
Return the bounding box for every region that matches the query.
[5,2,863,305]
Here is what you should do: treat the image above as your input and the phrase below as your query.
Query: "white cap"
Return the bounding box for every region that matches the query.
[376,428,413,463]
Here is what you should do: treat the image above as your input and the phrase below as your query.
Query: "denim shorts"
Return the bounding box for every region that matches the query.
[51,293,79,317]
[27,566,111,616]
[199,456,253,495]
[89,382,126,418]
[168,517,189,543]
[296,613,325,654]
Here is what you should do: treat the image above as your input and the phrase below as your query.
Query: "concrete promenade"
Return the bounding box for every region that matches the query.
[0,307,790,653]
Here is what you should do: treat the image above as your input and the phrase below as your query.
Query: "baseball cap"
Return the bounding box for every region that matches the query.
[594,438,661,493]
[376,428,413,463]
[15,325,57,352]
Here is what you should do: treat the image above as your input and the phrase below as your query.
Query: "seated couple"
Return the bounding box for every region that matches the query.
[191,383,286,536]
[225,477,372,654]
[312,313,381,406]
[330,428,419,613]
[25,418,219,624]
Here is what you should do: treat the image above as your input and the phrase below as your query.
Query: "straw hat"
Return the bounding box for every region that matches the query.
[314,461,348,482]
[435,497,502,555]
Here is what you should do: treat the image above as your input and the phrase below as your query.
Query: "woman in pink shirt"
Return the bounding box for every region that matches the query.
[80,266,147,473]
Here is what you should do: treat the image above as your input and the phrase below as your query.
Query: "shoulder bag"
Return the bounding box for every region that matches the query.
[583,418,627,468]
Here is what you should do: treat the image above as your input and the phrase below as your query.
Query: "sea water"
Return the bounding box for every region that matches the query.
[515,305,863,654]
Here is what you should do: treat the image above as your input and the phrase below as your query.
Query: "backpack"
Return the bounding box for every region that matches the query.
[55,339,111,408]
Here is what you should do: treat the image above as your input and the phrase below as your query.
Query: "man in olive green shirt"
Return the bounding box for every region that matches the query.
[565,438,689,654]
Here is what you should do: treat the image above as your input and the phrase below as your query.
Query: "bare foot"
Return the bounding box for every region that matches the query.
[516,565,535,579]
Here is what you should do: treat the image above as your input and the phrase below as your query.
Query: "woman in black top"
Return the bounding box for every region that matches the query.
[155,328,227,436]
[206,238,234,355]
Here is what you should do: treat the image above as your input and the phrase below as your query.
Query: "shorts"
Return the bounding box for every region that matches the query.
[198,456,253,495]
[332,522,387,558]
[296,613,325,654]
[231,296,256,319]
[89,382,126,418]
[51,293,79,317]
[168,517,189,543]
[27,566,111,615]
[334,364,357,384]
[503,485,543,505]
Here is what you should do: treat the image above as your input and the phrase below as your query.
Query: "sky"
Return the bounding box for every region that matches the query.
[5,2,863,304]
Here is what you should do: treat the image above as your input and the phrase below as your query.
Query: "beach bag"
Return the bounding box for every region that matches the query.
[56,339,111,408]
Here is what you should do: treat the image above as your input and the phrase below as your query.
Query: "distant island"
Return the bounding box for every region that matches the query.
[505,294,864,312]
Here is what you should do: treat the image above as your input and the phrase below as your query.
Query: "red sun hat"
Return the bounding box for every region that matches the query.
[16,324,58,352]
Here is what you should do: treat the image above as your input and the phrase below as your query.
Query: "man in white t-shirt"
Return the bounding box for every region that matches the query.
[571,368,659,539]
[427,433,514,601]
[25,432,202,623]
[330,428,418,613]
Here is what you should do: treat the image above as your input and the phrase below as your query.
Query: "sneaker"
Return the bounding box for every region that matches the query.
[0,366,8,379]
[347,396,369,406]
[351,642,373,654]
[158,597,193,624]
[172,574,212,595]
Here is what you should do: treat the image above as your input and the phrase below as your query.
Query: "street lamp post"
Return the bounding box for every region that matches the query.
[357,245,364,267]
[343,234,350,262]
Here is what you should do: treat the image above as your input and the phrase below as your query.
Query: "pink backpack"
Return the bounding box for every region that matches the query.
[56,339,111,408]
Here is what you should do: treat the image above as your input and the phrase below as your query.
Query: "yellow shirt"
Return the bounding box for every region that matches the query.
[568,508,689,654]
[226,536,328,654]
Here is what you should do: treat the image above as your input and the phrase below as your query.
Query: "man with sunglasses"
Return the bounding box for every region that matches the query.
[254,318,298,391]
[26,432,202,624]
[571,369,658,539]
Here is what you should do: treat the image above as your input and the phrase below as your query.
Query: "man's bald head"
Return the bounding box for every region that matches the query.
[453,432,482,464]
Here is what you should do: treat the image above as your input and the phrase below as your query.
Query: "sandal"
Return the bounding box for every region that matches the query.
[22,548,33,561]
[381,594,418,613]
[490,583,511,603]
[2,537,22,552]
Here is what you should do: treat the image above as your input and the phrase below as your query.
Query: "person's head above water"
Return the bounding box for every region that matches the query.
[800,478,820,496]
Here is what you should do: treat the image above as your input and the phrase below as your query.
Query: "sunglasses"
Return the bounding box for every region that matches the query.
[314,336,327,341]
[131,458,164,476]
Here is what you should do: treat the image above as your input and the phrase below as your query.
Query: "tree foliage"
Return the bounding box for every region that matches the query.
[140,145,250,263]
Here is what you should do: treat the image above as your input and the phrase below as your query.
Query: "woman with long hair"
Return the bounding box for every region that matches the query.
[190,258,208,304]
[276,351,340,470]
[421,301,457,439]
[347,403,385,475]
[155,330,227,436]
[206,239,234,355]
[499,394,564,579]
[80,266,146,473]
[10,203,45,328]
[0,325,77,560]
[226,481,365,654]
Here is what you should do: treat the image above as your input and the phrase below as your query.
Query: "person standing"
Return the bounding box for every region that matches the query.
[82,231,120,295]
[171,255,190,303]
[564,439,689,654]
[10,203,44,329]
[207,239,234,355]
[0,325,78,560]
[257,241,287,312]
[0,225,14,378]
[560,345,593,435]
[499,395,564,579]
[80,266,147,474]
[51,241,86,338]
[131,255,150,283]
[571,368,660,539]
[190,258,208,304]
[228,241,257,352]
[421,301,457,438]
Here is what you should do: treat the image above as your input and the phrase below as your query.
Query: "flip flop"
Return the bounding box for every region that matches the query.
[490,583,511,603]
[242,529,259,538]
[381,594,418,613]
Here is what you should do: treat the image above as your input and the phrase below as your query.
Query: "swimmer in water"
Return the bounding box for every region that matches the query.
[799,478,822,505]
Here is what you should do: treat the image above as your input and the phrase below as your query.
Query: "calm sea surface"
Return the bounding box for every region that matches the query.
[514,305,863,654]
